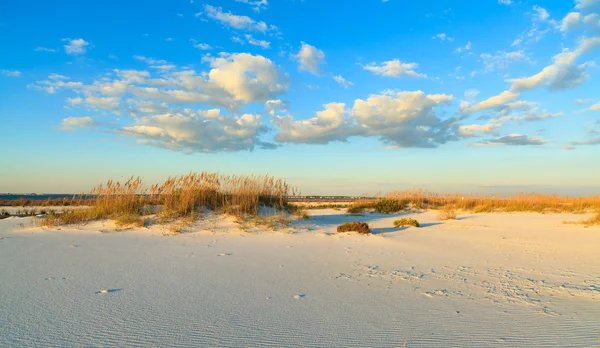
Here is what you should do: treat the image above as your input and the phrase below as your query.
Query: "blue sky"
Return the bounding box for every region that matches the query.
[1,0,599,195]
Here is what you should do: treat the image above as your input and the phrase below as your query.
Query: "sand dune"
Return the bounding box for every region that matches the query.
[0,210,598,347]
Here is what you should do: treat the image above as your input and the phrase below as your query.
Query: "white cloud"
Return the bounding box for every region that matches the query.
[265,99,289,116]
[63,38,90,55]
[190,39,211,50]
[244,34,270,48]
[467,90,520,113]
[34,47,56,52]
[533,6,550,21]
[120,110,273,153]
[200,5,275,32]
[584,102,600,111]
[471,134,548,146]
[498,0,512,5]
[235,0,268,12]
[295,42,325,75]
[60,117,97,131]
[464,89,480,99]
[362,59,427,78]
[508,43,596,92]
[273,103,357,144]
[272,90,457,148]
[207,52,289,103]
[432,33,454,42]
[575,0,597,9]
[0,69,21,77]
[561,12,582,32]
[480,50,530,71]
[583,13,600,31]
[455,41,471,53]
[332,75,354,88]
[459,123,501,137]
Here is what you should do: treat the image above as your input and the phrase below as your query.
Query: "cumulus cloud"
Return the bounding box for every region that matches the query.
[273,103,357,144]
[120,110,273,152]
[0,69,21,77]
[471,134,548,146]
[295,42,325,75]
[63,38,90,55]
[60,117,97,131]
[206,53,288,103]
[332,75,353,88]
[200,5,275,32]
[561,12,582,32]
[575,0,597,9]
[362,59,427,78]
[271,90,458,148]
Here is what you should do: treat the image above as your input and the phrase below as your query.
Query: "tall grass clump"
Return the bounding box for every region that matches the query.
[38,172,294,227]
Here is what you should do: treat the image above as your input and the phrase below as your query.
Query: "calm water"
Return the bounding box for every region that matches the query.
[0,194,80,201]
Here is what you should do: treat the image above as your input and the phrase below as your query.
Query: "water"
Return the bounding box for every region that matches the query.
[0,194,80,201]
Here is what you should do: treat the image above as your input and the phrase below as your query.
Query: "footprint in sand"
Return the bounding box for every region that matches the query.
[217,253,232,257]
[293,294,306,299]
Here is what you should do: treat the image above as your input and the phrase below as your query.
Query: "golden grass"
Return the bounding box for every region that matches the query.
[38,172,294,228]
[347,190,600,214]
[438,206,458,220]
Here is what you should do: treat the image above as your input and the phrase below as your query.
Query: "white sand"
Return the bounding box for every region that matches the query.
[0,210,599,347]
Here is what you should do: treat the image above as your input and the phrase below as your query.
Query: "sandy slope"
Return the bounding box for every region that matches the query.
[0,210,598,347]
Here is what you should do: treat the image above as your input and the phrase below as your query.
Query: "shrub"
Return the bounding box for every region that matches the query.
[374,199,405,214]
[347,201,375,214]
[438,206,457,220]
[337,221,371,234]
[393,218,420,228]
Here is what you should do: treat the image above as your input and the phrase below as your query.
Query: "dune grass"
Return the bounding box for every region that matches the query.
[438,206,458,220]
[38,172,294,228]
[337,221,371,234]
[393,218,420,228]
[347,190,600,215]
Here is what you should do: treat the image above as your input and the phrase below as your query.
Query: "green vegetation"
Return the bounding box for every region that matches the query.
[337,221,371,234]
[393,218,420,228]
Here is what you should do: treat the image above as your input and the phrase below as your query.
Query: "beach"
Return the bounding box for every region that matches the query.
[1,209,598,347]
